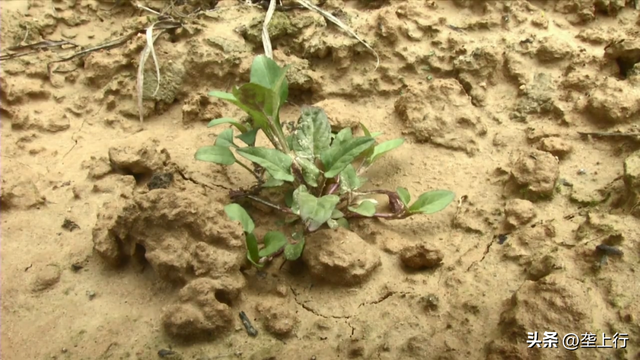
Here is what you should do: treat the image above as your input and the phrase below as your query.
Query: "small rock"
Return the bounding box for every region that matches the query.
[504,199,536,228]
[302,227,381,286]
[32,264,61,292]
[537,137,572,158]
[510,150,560,200]
[399,243,444,270]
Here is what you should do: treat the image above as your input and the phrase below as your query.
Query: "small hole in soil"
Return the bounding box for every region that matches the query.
[214,290,232,306]
[133,243,149,268]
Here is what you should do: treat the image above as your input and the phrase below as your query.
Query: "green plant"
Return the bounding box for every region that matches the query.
[195,55,455,267]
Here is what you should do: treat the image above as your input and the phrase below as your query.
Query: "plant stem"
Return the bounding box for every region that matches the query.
[345,211,409,219]
[326,181,339,195]
[242,194,293,214]
[356,157,371,175]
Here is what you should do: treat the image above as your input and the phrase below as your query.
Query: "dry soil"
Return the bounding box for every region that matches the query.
[1,0,640,360]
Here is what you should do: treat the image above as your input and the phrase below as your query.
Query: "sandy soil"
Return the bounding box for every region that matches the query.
[1,0,640,359]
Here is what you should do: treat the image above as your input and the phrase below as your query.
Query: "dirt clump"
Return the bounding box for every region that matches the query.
[394,79,487,155]
[604,38,640,78]
[31,264,62,292]
[399,243,444,270]
[535,36,575,63]
[537,137,573,159]
[504,199,536,229]
[106,138,170,177]
[509,149,560,200]
[496,274,602,357]
[181,93,226,125]
[511,73,565,122]
[256,301,299,337]
[453,45,503,106]
[162,278,236,341]
[91,138,246,288]
[623,150,640,217]
[0,158,46,210]
[302,227,381,286]
[585,77,640,124]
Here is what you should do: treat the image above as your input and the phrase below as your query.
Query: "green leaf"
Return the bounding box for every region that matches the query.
[332,128,352,148]
[369,138,405,164]
[234,83,278,122]
[292,106,332,158]
[291,186,340,231]
[327,219,339,229]
[284,237,305,261]
[331,209,344,219]
[409,190,455,214]
[359,123,384,139]
[397,187,411,207]
[210,90,271,131]
[214,128,238,149]
[336,218,350,230]
[296,157,320,187]
[195,146,236,165]
[348,200,376,217]
[236,147,294,182]
[249,55,290,108]
[236,128,260,146]
[284,214,298,223]
[245,232,262,267]
[284,189,294,208]
[360,122,372,137]
[224,203,255,233]
[263,176,285,188]
[259,231,288,257]
[321,137,375,178]
[286,134,294,151]
[339,164,360,192]
[207,117,249,133]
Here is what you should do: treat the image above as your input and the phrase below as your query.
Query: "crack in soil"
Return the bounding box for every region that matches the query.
[357,290,397,308]
[290,285,351,319]
[466,237,495,271]
[290,285,407,320]
[175,167,231,191]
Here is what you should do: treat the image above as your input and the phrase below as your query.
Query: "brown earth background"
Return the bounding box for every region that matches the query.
[1,0,640,359]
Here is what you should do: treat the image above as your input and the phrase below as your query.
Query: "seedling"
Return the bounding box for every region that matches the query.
[195,55,455,267]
